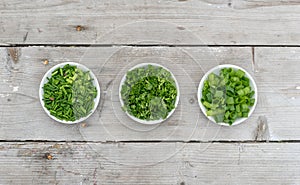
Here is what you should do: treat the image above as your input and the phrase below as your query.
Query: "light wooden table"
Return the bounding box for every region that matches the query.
[1,1,300,184]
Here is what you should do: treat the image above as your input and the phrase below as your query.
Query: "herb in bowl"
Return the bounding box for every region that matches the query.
[42,64,98,122]
[120,63,179,123]
[200,66,256,125]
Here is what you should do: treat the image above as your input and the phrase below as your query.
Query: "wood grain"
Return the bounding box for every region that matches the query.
[1,0,300,45]
[0,142,299,185]
[0,46,299,141]
[1,1,299,184]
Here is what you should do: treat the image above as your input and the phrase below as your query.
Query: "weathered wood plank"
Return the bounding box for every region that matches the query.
[1,0,300,45]
[255,47,300,140]
[0,142,299,185]
[0,46,299,141]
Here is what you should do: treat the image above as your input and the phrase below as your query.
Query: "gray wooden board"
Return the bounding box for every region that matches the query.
[0,46,299,141]
[1,0,300,45]
[0,142,299,185]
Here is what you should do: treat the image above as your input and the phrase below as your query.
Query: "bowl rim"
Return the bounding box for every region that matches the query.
[119,62,180,125]
[39,62,101,124]
[197,64,258,126]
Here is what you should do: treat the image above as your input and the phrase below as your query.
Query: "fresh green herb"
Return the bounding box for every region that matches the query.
[201,68,255,125]
[121,65,178,121]
[43,64,97,121]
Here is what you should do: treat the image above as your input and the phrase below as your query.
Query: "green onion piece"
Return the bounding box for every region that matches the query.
[201,67,255,125]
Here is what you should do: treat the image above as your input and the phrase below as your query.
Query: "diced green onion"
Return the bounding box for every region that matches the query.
[201,67,255,125]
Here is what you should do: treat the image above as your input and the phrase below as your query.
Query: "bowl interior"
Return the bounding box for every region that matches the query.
[119,63,180,124]
[39,62,100,124]
[197,64,257,126]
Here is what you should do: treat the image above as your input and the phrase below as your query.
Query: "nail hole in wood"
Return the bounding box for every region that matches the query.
[76,25,85,31]
[43,59,49,65]
[44,153,53,160]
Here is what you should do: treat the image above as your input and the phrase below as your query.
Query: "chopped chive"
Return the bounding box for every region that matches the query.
[43,64,98,122]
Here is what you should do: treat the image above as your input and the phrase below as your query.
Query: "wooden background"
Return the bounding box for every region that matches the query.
[0,0,300,184]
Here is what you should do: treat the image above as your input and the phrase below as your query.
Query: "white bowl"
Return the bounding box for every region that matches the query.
[39,62,100,124]
[197,64,257,126]
[119,63,180,124]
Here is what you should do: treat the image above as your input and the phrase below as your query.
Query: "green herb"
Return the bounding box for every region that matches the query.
[121,65,178,121]
[201,68,255,125]
[43,64,97,121]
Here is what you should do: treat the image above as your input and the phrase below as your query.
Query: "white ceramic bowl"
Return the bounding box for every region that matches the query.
[39,62,100,124]
[197,64,257,126]
[119,63,180,124]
